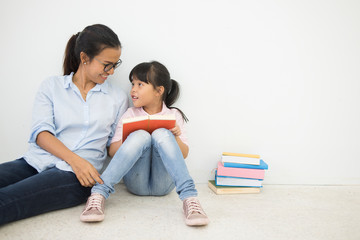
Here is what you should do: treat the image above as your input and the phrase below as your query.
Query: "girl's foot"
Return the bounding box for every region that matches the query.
[183,197,210,226]
[80,193,105,222]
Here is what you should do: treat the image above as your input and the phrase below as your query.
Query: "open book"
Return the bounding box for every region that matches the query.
[122,114,176,142]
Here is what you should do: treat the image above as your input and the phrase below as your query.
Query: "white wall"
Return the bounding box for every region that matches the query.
[0,0,359,185]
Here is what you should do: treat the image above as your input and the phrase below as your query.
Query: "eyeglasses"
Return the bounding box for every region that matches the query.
[94,57,122,72]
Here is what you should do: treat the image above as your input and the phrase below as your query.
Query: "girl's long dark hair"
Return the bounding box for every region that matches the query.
[129,61,189,122]
[63,24,121,75]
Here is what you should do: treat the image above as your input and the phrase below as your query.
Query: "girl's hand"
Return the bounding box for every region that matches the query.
[69,156,104,187]
[170,124,189,159]
[170,124,181,137]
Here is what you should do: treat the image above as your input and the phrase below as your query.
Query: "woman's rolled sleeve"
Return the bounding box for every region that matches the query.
[29,122,56,143]
[28,80,56,143]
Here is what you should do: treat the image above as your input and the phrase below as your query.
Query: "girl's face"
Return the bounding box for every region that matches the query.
[84,47,121,84]
[131,78,163,111]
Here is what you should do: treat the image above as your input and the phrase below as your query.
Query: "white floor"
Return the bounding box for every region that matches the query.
[0,183,359,240]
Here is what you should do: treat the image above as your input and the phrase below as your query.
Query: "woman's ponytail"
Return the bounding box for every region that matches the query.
[63,32,80,75]
[62,24,121,76]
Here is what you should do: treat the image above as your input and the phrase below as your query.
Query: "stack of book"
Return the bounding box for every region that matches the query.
[208,152,268,194]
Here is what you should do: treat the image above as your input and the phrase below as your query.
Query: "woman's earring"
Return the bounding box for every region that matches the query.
[84,62,87,65]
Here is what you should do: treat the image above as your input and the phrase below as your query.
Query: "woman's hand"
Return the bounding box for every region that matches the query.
[69,156,104,187]
[36,131,103,187]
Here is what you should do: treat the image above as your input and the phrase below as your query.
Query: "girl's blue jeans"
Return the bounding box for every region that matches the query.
[0,158,90,225]
[92,129,198,201]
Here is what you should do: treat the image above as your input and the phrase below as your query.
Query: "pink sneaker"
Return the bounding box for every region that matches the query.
[80,193,105,222]
[183,197,210,226]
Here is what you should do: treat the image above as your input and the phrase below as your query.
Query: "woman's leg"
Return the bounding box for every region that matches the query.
[151,128,197,201]
[91,130,152,199]
[0,158,38,188]
[0,166,90,225]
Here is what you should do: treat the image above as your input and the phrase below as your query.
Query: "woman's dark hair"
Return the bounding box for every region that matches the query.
[129,61,188,122]
[63,24,121,75]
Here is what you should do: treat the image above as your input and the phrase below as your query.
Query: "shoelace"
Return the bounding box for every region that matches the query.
[185,198,206,216]
[84,194,104,213]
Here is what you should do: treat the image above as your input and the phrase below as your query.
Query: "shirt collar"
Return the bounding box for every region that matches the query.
[64,72,109,94]
[63,73,73,88]
[140,102,169,115]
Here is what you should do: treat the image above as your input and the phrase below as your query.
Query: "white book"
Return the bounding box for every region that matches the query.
[221,155,260,165]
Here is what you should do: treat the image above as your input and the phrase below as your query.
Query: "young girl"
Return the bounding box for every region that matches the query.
[80,61,209,226]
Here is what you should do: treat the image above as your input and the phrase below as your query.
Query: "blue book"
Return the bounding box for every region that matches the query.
[223,159,268,170]
[215,171,263,188]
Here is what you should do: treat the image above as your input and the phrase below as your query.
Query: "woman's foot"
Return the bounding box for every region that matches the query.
[183,197,209,226]
[80,193,105,222]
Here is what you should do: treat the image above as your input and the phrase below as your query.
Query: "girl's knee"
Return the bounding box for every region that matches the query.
[126,130,151,145]
[151,128,172,143]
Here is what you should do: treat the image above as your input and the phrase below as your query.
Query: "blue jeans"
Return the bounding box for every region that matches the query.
[92,129,198,201]
[0,158,90,225]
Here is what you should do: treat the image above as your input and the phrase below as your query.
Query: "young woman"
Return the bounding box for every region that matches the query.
[0,24,128,225]
[81,61,209,226]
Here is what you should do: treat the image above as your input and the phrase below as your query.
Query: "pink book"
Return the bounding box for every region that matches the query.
[217,162,265,180]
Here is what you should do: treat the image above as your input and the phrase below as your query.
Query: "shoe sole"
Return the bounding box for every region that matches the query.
[80,215,105,223]
[185,218,210,226]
